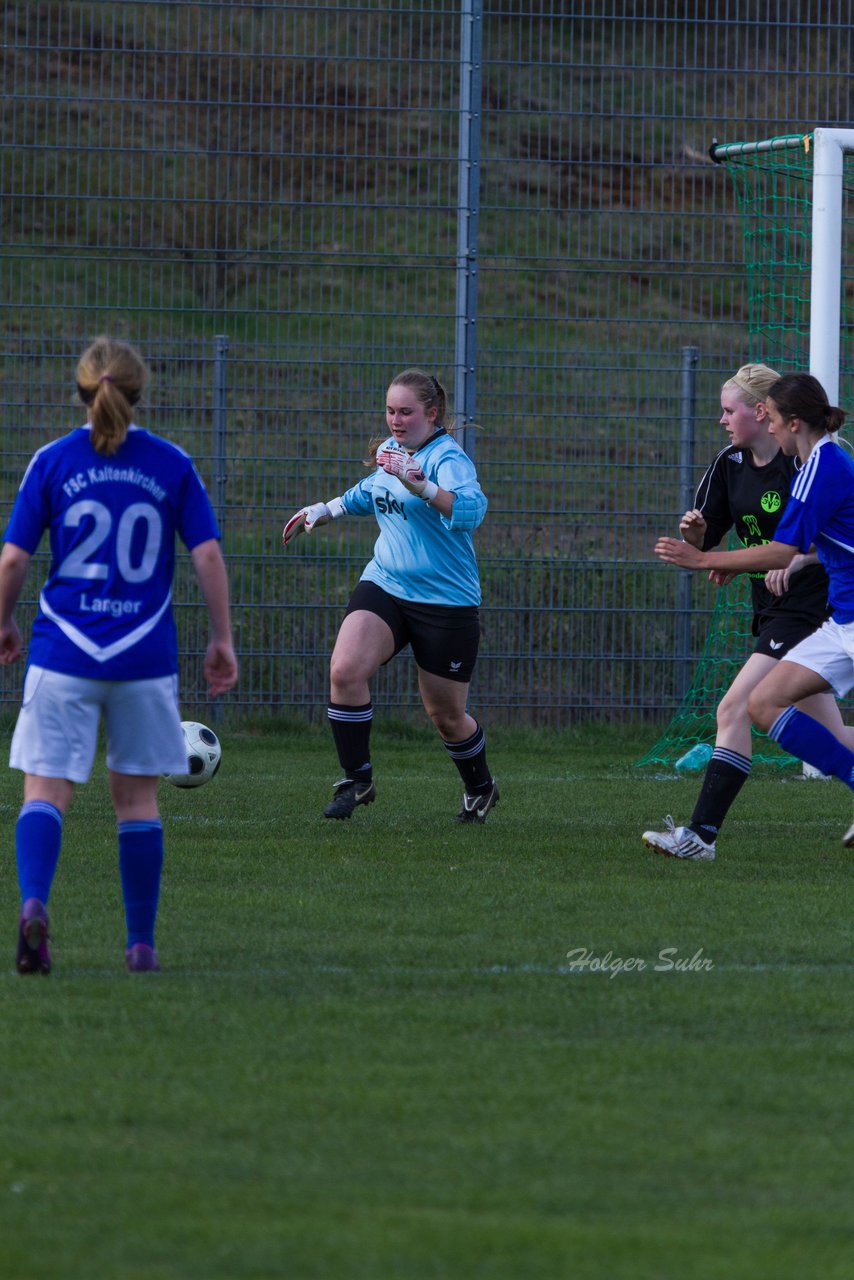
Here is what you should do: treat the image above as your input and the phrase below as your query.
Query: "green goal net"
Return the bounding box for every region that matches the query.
[638,131,854,768]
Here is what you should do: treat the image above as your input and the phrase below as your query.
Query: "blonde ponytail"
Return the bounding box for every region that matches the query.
[76,336,149,456]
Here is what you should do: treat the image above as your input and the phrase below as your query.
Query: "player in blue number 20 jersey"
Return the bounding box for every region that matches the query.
[282,368,498,824]
[655,372,854,848]
[0,336,238,975]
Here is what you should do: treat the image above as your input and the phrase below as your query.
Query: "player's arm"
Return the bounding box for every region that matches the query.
[376,448,489,526]
[190,538,238,696]
[680,507,735,583]
[0,542,31,665]
[654,536,798,574]
[375,448,456,516]
[282,496,348,545]
[678,508,708,549]
[765,549,820,596]
[420,486,455,519]
[688,452,733,551]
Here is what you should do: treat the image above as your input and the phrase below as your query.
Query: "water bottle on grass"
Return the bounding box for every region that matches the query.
[674,742,713,772]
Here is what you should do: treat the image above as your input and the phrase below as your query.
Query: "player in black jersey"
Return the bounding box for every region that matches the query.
[643,363,852,861]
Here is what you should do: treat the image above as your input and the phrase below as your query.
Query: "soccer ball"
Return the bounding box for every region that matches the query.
[164,721,222,788]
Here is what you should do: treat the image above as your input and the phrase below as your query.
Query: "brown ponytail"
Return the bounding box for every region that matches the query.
[767,372,846,436]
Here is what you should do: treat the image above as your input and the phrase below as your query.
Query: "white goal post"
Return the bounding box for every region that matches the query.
[710,127,854,779]
[808,127,854,404]
[712,126,854,403]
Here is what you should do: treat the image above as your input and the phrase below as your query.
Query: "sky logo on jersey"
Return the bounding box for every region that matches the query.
[761,491,782,513]
[375,490,408,520]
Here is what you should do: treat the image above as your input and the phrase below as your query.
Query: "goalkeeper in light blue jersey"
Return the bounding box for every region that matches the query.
[282,368,498,824]
[655,372,854,848]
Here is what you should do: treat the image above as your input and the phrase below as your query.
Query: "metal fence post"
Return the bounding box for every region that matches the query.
[454,0,482,460]
[677,345,699,699]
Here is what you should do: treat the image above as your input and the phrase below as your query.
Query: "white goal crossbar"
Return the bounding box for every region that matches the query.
[713,127,854,403]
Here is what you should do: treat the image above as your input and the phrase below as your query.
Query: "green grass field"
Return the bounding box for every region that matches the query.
[1,723,853,1279]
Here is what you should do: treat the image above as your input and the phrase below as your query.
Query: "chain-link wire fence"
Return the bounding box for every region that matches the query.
[3,1,853,724]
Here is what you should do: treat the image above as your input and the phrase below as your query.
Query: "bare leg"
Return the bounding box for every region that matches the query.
[24,774,74,813]
[108,772,159,821]
[330,610,396,703]
[716,652,852,750]
[713,652,778,756]
[417,668,475,741]
[748,660,832,732]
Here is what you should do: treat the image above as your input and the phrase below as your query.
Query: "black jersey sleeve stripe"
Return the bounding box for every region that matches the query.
[693,445,735,512]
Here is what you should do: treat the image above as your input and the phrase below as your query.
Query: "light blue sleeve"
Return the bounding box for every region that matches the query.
[341,439,488,531]
[441,484,487,531]
[341,472,378,517]
[433,453,488,532]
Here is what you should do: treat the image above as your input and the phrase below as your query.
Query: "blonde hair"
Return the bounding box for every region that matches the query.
[76,336,149,456]
[724,362,781,408]
[389,368,448,424]
[364,367,452,466]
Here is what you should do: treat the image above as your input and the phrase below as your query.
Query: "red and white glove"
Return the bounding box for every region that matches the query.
[282,497,346,546]
[376,448,439,502]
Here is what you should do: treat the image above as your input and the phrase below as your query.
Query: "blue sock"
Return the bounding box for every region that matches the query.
[118,821,164,949]
[769,707,854,788]
[16,801,64,906]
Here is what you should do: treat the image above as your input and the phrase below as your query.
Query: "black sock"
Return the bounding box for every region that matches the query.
[327,702,373,779]
[442,722,492,793]
[689,748,751,841]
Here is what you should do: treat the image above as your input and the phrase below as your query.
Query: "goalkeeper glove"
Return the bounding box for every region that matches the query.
[282,496,346,546]
[376,448,439,502]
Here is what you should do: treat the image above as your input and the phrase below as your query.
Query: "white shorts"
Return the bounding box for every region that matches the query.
[9,666,188,782]
[781,616,854,699]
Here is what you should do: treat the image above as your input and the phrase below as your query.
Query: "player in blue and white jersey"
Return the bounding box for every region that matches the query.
[282,368,497,822]
[643,364,852,863]
[655,372,854,847]
[0,336,238,974]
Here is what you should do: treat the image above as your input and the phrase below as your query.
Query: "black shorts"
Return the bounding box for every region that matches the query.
[753,611,827,659]
[345,579,480,683]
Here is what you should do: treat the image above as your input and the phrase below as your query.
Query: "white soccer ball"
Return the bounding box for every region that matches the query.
[164,721,222,788]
